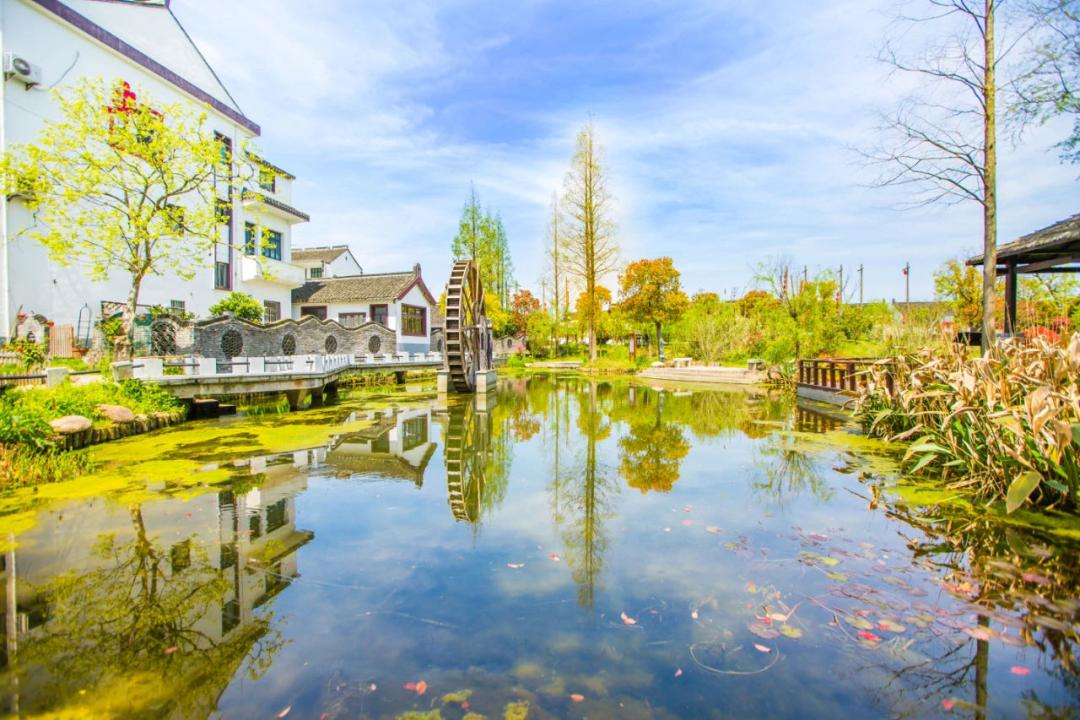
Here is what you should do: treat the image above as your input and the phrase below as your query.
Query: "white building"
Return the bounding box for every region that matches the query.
[0,0,307,340]
[291,245,363,281]
[291,264,439,353]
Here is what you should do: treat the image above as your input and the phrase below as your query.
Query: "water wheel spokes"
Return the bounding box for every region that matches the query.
[444,260,486,393]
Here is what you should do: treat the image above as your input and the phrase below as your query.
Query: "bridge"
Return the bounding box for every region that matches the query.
[115,351,443,409]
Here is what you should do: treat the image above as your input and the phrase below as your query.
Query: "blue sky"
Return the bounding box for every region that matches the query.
[175,0,1078,302]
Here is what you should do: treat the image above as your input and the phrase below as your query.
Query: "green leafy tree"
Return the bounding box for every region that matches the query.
[934,258,985,330]
[618,257,690,360]
[451,185,515,300]
[209,291,264,323]
[1,78,250,359]
[676,293,752,364]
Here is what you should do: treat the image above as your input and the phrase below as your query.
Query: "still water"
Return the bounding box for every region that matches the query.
[0,376,1078,719]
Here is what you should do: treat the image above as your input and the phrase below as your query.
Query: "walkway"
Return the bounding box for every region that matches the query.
[120,352,443,409]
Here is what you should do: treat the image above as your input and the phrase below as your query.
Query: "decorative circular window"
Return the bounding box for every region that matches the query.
[281,333,296,355]
[151,320,177,355]
[325,335,338,353]
[221,329,243,358]
[368,335,381,354]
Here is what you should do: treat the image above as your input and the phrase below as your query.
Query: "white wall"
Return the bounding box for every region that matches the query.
[0,0,303,335]
[327,251,362,278]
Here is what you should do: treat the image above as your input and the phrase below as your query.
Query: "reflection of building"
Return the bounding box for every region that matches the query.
[0,462,313,716]
[327,407,437,485]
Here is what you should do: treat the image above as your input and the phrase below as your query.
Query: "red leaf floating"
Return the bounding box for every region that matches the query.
[1010,666,1031,676]
[674,668,683,677]
[942,699,955,711]
[276,706,292,719]
[858,631,881,643]
[569,694,585,702]
[163,646,178,655]
[551,553,560,562]
[415,680,427,695]
[620,611,637,625]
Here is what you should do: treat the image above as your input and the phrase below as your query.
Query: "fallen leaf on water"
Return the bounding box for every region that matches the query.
[753,643,771,653]
[748,622,780,639]
[1010,666,1031,676]
[942,699,956,711]
[857,631,881,643]
[779,625,803,639]
[507,563,524,569]
[674,668,683,677]
[844,615,873,631]
[569,694,585,703]
[416,680,428,695]
[877,619,906,633]
[691,609,699,620]
[620,611,637,625]
[163,646,178,655]
[682,519,694,527]
[746,582,758,593]
[825,571,848,582]
[963,626,994,641]
[404,683,416,691]
[664,527,672,532]
[684,505,693,512]
[705,526,722,534]
[550,553,560,562]
[276,706,291,719]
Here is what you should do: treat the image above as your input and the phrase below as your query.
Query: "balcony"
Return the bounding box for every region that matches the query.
[242,190,310,224]
[240,255,306,288]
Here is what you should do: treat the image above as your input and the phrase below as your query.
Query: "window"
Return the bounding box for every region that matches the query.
[169,300,186,313]
[258,167,276,192]
[402,304,426,336]
[339,312,366,328]
[264,300,281,323]
[214,131,232,167]
[262,229,282,261]
[214,261,230,290]
[301,306,327,320]
[402,416,429,452]
[309,266,323,278]
[170,540,191,573]
[266,499,288,534]
[244,222,256,255]
[371,304,389,327]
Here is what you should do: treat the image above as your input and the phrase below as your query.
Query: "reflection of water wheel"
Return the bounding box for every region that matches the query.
[444,261,487,393]
[443,400,489,522]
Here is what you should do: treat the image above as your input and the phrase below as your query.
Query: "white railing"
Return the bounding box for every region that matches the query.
[128,352,443,381]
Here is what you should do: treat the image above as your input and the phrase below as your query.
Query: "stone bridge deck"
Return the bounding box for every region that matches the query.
[116,352,443,408]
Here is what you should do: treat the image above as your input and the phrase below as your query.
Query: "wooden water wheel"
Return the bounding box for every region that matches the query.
[443,260,489,392]
[443,399,490,522]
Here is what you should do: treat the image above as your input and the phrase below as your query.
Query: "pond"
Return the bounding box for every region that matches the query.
[0,375,1078,719]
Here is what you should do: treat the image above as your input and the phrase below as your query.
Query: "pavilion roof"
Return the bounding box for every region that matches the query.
[968,213,1080,269]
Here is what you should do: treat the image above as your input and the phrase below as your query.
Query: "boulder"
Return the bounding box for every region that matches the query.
[96,404,136,423]
[49,415,92,434]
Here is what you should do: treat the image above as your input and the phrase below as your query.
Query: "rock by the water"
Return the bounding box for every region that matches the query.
[96,404,135,423]
[49,415,92,434]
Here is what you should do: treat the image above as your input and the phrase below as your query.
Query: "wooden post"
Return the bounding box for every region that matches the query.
[1004,262,1018,336]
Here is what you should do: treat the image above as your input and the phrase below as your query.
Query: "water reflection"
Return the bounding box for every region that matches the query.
[0,474,309,717]
[327,407,437,485]
[618,388,690,494]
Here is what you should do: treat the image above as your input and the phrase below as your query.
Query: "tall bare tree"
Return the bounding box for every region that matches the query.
[546,193,565,354]
[563,122,618,362]
[869,0,1002,351]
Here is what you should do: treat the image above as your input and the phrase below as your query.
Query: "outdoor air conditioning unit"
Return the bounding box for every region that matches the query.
[3,53,42,88]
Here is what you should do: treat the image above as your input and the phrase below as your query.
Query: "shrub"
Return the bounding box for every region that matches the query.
[5,338,47,371]
[0,445,96,490]
[854,336,1080,512]
[208,292,263,323]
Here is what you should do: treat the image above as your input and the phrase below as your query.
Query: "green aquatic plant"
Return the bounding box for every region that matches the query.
[854,336,1080,512]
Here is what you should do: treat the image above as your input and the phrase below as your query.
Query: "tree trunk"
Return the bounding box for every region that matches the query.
[114,272,145,361]
[655,321,663,362]
[980,0,997,353]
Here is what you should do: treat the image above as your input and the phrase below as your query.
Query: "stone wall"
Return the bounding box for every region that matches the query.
[191,315,397,360]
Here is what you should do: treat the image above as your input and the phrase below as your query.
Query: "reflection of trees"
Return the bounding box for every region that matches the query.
[550,380,618,608]
[752,433,834,503]
[841,484,1080,718]
[618,392,690,494]
[3,505,281,718]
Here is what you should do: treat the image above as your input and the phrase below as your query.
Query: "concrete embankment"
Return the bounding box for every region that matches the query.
[637,366,764,384]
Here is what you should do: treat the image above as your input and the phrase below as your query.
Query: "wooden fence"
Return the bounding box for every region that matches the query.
[797,358,894,394]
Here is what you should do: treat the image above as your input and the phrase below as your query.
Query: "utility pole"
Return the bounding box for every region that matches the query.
[858,264,864,305]
[838,265,844,304]
[903,262,911,315]
[803,265,808,286]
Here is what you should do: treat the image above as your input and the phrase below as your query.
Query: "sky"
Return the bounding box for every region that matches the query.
[173,0,1078,303]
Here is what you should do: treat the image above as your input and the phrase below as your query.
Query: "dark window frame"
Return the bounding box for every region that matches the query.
[309,266,323,278]
[261,229,282,261]
[401,304,427,337]
[214,261,231,290]
[371,304,389,327]
[244,222,256,256]
[301,306,327,320]
[339,312,366,328]
[263,300,281,323]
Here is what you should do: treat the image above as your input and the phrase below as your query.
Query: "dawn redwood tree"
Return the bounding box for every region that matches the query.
[2,78,247,359]
[618,257,689,361]
[563,121,619,363]
[868,0,1003,351]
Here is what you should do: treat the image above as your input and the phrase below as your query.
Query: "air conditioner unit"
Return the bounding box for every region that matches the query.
[3,53,42,88]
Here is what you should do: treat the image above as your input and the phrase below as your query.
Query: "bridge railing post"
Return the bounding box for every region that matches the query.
[141,357,163,379]
[198,357,216,376]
